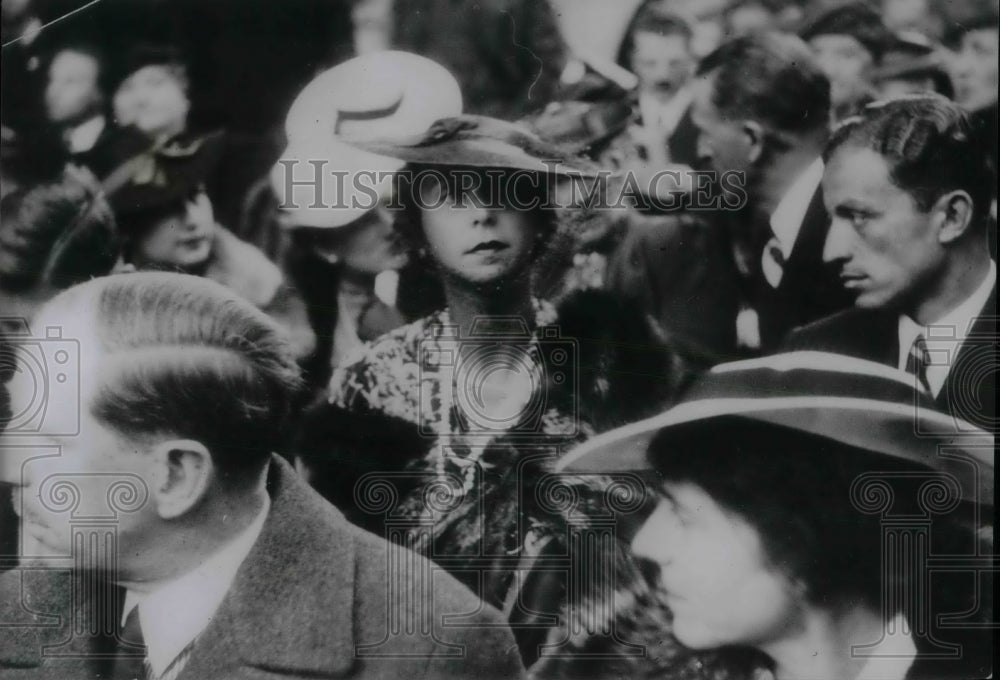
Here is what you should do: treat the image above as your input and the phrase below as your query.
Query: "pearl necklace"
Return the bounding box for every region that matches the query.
[428,307,546,495]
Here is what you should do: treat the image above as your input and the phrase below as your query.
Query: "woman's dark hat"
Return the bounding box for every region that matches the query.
[556,352,993,504]
[105,131,225,222]
[347,115,605,177]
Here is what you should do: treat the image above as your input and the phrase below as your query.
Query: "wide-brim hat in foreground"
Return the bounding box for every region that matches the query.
[556,352,994,505]
[347,114,605,177]
[272,51,463,229]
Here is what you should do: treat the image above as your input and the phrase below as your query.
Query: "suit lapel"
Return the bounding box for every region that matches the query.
[938,284,997,429]
[178,456,358,679]
[0,566,119,677]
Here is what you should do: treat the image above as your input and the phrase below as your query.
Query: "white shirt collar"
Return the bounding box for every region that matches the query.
[121,497,270,678]
[67,115,106,154]
[897,260,996,396]
[854,612,917,680]
[769,156,825,260]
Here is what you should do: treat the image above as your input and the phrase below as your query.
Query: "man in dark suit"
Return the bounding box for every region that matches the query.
[786,95,996,432]
[691,32,853,354]
[0,272,525,679]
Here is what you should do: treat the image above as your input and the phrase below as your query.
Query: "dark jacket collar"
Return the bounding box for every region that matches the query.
[0,456,360,678]
[180,455,358,678]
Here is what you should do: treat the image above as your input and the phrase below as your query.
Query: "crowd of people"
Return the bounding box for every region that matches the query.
[0,0,996,679]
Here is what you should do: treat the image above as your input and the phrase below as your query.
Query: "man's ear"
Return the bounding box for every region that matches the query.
[147,439,214,520]
[933,190,975,244]
[742,120,766,164]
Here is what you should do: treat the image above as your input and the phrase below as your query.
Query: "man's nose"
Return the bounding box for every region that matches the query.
[823,217,854,265]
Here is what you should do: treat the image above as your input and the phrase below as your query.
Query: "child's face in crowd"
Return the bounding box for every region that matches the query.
[952,28,999,112]
[631,481,802,650]
[119,64,190,139]
[417,173,539,287]
[45,50,102,126]
[631,30,693,101]
[133,191,215,270]
[809,34,875,110]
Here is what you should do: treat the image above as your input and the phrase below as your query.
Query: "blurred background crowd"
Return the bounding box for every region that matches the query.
[0,1,997,678]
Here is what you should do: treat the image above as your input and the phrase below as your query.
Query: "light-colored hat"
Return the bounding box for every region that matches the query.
[271,51,462,228]
[556,352,994,505]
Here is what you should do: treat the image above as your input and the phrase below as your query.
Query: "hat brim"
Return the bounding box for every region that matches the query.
[556,353,994,505]
[349,136,605,178]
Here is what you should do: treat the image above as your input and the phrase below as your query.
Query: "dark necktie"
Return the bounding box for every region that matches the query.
[112,605,149,680]
[905,334,933,394]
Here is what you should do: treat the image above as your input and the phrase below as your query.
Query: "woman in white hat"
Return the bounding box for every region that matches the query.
[269,51,463,390]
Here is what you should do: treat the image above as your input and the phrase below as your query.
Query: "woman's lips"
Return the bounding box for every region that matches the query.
[466,240,509,254]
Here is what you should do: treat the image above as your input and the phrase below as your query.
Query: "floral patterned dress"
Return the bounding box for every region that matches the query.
[328,301,760,680]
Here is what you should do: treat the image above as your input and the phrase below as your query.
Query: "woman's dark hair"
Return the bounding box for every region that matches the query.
[390,162,559,265]
[0,164,119,288]
[825,94,996,232]
[647,417,985,622]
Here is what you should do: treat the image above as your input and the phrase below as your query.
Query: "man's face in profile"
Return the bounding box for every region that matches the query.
[821,145,943,310]
[690,74,753,178]
[1,302,158,575]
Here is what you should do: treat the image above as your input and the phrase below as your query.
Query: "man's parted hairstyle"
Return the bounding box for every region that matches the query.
[53,272,302,482]
[825,94,996,231]
[696,32,831,140]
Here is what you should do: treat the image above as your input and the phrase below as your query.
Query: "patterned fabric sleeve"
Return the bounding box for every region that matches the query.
[327,316,431,425]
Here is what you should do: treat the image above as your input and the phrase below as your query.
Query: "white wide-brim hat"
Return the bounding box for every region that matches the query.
[271,50,463,228]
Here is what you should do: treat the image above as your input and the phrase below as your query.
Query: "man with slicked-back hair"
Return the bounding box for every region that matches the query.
[0,272,525,680]
[785,95,996,432]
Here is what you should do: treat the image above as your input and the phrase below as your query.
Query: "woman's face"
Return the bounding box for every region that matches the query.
[417,172,540,286]
[292,202,408,275]
[132,192,215,270]
[631,481,803,650]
